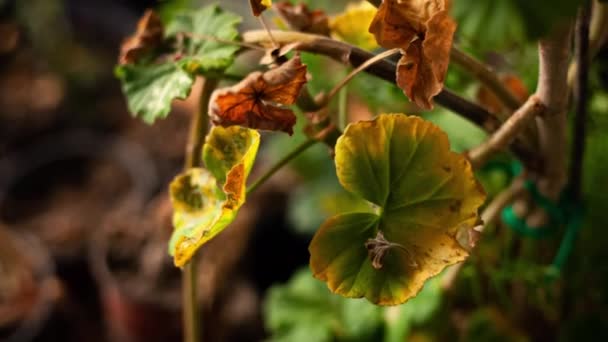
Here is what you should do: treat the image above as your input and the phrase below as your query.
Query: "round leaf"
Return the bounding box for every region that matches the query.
[310,114,486,305]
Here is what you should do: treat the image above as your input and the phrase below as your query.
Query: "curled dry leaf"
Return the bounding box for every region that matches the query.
[369,0,456,109]
[274,2,330,36]
[250,0,273,17]
[209,55,308,135]
[119,9,164,65]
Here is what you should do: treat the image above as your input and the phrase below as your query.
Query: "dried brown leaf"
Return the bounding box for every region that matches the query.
[119,9,164,65]
[274,2,330,36]
[369,0,455,109]
[209,56,307,134]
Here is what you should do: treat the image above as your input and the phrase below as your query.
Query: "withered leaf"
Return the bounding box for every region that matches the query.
[209,55,307,135]
[250,0,272,17]
[274,2,330,36]
[369,0,455,110]
[119,9,164,65]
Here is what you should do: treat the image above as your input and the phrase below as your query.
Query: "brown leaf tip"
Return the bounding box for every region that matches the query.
[119,9,164,65]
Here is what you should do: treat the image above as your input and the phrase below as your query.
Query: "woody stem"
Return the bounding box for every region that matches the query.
[182,77,218,342]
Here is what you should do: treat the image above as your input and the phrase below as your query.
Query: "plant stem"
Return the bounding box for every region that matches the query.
[241,30,494,128]
[441,180,526,290]
[534,24,573,202]
[567,0,608,88]
[570,2,592,200]
[468,95,545,169]
[338,86,348,131]
[450,47,522,115]
[322,48,401,106]
[246,138,318,195]
[182,77,219,342]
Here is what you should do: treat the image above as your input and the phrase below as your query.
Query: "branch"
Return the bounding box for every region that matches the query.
[567,0,608,88]
[468,95,544,169]
[242,30,495,128]
[441,180,526,290]
[534,24,573,201]
[450,47,523,115]
[570,3,592,200]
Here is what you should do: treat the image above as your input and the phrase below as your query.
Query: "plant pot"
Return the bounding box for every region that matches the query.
[0,226,60,341]
[89,196,183,342]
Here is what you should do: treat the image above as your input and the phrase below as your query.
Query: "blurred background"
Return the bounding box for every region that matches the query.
[0,0,607,341]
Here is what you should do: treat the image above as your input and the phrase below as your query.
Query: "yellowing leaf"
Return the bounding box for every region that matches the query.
[309,114,485,305]
[169,126,260,266]
[330,1,379,51]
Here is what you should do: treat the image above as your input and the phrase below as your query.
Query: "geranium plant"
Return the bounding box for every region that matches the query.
[115,0,595,340]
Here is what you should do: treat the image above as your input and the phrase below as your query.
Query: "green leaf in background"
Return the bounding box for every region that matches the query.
[115,63,194,124]
[169,126,259,267]
[383,277,442,342]
[115,4,241,124]
[165,4,241,74]
[264,268,383,342]
[453,0,582,52]
[310,114,486,305]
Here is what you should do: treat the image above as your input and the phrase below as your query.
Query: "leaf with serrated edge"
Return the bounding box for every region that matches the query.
[116,5,242,124]
[169,126,260,266]
[309,114,485,305]
[166,5,241,73]
[115,63,194,124]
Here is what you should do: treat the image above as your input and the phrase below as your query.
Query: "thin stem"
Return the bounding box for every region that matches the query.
[468,95,545,169]
[338,86,348,130]
[570,2,592,200]
[322,48,401,106]
[181,32,265,51]
[247,138,318,195]
[183,262,198,342]
[568,0,608,88]
[182,77,219,342]
[450,47,523,115]
[441,181,526,290]
[258,16,278,48]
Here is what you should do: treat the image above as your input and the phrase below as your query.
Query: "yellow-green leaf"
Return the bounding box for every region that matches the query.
[169,126,260,266]
[329,1,379,51]
[310,114,485,305]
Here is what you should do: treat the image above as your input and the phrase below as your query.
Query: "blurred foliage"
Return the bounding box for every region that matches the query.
[264,267,443,342]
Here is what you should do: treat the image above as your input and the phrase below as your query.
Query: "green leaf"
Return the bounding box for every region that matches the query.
[169,126,260,266]
[166,4,241,74]
[264,267,383,342]
[116,4,241,124]
[453,0,582,52]
[383,277,442,342]
[115,63,194,124]
[310,114,486,305]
